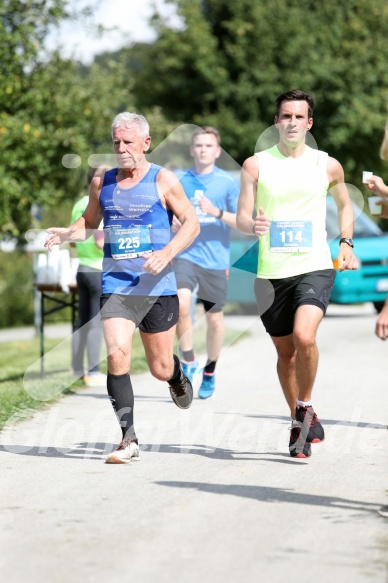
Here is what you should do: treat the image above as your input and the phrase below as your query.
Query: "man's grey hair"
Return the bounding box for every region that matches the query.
[111,112,150,137]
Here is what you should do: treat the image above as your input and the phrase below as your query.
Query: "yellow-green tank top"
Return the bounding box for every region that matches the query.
[255,145,333,279]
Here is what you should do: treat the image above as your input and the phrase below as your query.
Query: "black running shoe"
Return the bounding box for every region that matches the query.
[169,373,193,409]
[289,426,311,458]
[296,405,325,443]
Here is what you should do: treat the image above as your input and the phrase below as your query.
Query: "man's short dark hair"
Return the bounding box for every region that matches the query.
[275,90,315,118]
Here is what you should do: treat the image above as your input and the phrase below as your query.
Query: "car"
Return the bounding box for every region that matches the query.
[227,196,388,312]
[227,229,258,310]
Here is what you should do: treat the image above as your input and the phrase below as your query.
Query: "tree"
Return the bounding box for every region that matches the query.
[130,0,388,189]
[0,1,78,237]
[0,53,125,237]
[0,1,160,239]
[0,0,70,110]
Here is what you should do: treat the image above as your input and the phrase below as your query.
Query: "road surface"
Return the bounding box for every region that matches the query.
[0,303,387,582]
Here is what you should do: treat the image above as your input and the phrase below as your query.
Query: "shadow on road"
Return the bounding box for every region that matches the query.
[155,480,380,514]
[243,413,387,430]
[0,441,306,464]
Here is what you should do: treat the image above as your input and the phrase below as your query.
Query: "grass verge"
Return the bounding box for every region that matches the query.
[0,324,248,431]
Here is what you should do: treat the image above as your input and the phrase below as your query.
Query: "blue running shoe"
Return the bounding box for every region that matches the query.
[198,373,215,399]
[181,360,199,383]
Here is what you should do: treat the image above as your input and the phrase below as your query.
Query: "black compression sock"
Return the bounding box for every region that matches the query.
[204,360,217,374]
[107,372,137,442]
[168,355,182,385]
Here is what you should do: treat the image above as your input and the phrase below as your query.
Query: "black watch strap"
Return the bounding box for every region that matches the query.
[339,237,354,248]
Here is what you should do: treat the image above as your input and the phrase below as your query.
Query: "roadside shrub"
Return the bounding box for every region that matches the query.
[0,251,34,327]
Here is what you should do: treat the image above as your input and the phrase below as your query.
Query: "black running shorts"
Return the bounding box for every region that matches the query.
[254,269,336,337]
[173,257,228,313]
[100,294,179,333]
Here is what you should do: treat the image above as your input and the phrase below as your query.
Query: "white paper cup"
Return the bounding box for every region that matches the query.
[368,196,383,215]
[362,171,373,184]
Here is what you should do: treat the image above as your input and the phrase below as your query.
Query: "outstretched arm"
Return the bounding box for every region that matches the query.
[366,175,388,217]
[45,173,104,251]
[366,175,388,198]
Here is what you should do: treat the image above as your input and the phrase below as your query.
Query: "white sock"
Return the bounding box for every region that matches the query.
[291,418,300,428]
[296,399,312,407]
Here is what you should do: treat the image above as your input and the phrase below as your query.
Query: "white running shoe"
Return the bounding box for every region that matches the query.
[83,373,106,387]
[378,506,388,518]
[105,438,140,464]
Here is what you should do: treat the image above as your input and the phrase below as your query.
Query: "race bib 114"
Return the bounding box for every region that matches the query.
[270,220,313,253]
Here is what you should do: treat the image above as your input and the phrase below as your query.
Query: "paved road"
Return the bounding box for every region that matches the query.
[0,323,72,343]
[0,304,387,583]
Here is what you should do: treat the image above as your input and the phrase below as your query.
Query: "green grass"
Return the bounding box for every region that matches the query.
[0,324,248,431]
[0,337,74,431]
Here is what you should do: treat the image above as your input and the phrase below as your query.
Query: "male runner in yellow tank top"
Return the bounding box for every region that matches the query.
[237,89,358,458]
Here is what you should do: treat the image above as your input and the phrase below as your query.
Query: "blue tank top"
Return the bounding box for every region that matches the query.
[100,164,177,296]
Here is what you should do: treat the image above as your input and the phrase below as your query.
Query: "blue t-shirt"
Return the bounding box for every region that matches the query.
[176,166,239,270]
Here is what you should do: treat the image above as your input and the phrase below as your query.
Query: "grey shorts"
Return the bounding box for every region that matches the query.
[254,269,336,337]
[100,294,179,333]
[173,258,228,313]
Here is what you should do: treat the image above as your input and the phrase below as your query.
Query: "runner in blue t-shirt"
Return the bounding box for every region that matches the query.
[173,127,239,399]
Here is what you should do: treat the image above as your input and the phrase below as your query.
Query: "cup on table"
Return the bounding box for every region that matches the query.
[368,196,383,216]
[362,171,373,185]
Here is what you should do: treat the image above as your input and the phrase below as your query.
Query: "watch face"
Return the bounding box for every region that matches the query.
[340,237,354,247]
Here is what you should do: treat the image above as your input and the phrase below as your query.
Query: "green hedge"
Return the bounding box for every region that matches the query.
[0,251,34,328]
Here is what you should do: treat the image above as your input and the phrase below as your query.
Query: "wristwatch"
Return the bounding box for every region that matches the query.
[339,237,354,248]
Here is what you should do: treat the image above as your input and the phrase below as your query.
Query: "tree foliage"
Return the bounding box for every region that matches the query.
[0,0,69,105]
[0,1,168,239]
[0,54,126,237]
[130,0,388,187]
[0,250,34,326]
[1,0,387,239]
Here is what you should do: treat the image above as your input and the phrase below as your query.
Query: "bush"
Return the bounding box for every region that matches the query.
[0,250,34,327]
